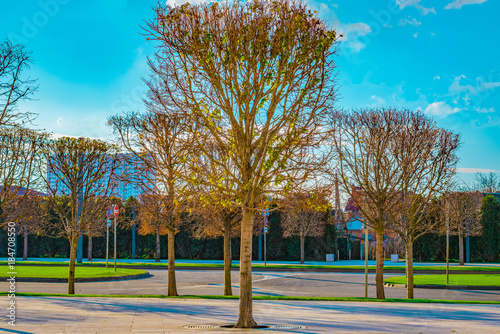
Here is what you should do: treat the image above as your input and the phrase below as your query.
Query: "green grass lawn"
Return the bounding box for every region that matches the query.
[385,274,500,286]
[1,265,147,279]
[1,261,500,272]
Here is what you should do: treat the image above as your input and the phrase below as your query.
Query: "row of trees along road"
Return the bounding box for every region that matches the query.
[1,39,122,294]
[0,39,49,262]
[104,0,462,327]
[1,0,463,328]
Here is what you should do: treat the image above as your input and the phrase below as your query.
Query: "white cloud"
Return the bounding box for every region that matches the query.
[480,81,500,90]
[396,0,436,15]
[413,32,418,38]
[444,0,488,10]
[166,0,208,6]
[399,17,422,27]
[370,95,386,105]
[434,75,440,80]
[474,106,495,113]
[456,167,500,173]
[424,101,462,117]
[397,0,420,9]
[449,75,476,95]
[336,22,372,52]
[56,117,63,126]
[472,116,500,128]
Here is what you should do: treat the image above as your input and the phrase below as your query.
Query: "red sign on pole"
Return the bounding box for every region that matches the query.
[114,204,119,218]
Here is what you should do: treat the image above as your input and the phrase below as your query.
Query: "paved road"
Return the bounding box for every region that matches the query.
[5,257,500,268]
[3,270,500,301]
[1,296,499,333]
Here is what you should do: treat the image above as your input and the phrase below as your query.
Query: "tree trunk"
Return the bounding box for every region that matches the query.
[458,229,464,266]
[88,236,92,262]
[156,226,161,262]
[405,240,414,299]
[375,228,385,299]
[167,227,178,296]
[300,233,305,264]
[235,208,258,328]
[23,227,28,261]
[224,220,232,296]
[68,235,78,294]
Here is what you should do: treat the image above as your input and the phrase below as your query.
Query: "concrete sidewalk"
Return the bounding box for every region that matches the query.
[1,297,499,333]
[3,257,500,268]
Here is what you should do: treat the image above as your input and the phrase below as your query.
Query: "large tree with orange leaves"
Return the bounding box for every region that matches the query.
[142,0,338,326]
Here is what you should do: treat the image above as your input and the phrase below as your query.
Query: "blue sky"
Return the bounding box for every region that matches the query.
[2,0,499,184]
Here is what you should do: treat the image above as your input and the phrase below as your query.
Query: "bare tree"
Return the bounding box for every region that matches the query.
[187,139,242,296]
[330,108,460,299]
[0,127,47,212]
[137,193,170,263]
[384,110,459,299]
[3,188,45,260]
[83,196,110,262]
[191,198,240,296]
[474,172,500,193]
[142,0,338,326]
[40,136,119,294]
[108,111,192,297]
[0,39,37,127]
[439,191,483,265]
[281,188,331,264]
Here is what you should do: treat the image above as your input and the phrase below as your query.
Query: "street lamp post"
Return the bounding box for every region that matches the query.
[113,204,119,272]
[364,223,369,298]
[106,207,112,269]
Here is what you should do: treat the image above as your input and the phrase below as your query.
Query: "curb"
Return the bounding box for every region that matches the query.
[384,283,500,290]
[0,272,151,283]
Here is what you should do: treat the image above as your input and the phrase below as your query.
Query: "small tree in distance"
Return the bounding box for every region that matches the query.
[3,188,45,260]
[474,172,500,193]
[439,191,483,266]
[281,188,331,264]
[137,193,170,262]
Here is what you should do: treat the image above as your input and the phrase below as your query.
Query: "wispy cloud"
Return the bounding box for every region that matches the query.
[472,116,500,128]
[456,167,500,173]
[337,22,372,52]
[444,0,488,10]
[396,0,436,15]
[474,106,495,113]
[399,17,422,27]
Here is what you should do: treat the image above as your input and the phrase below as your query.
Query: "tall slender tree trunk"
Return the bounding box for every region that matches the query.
[88,236,92,262]
[68,235,78,294]
[405,240,414,299]
[167,227,178,296]
[224,220,232,296]
[459,229,464,266]
[300,233,305,264]
[235,208,257,328]
[23,227,28,261]
[156,226,161,262]
[375,228,385,299]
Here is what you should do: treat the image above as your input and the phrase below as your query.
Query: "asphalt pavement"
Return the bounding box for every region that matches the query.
[3,269,500,301]
[1,296,499,333]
